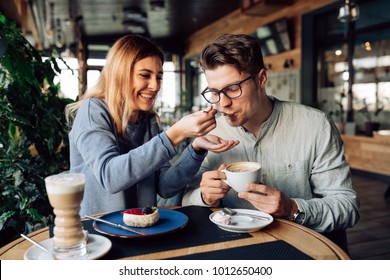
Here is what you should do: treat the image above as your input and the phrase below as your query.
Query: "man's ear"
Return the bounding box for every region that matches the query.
[257,69,268,88]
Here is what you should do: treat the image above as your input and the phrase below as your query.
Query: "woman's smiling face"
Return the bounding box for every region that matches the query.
[131,55,163,112]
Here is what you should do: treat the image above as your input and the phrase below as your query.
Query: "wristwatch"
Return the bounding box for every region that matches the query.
[292,209,306,225]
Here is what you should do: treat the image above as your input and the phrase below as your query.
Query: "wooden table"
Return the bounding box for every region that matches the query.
[0,206,349,260]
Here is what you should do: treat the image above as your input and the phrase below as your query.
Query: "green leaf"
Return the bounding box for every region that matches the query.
[13,170,24,187]
[18,195,29,211]
[0,211,15,230]
[26,208,44,223]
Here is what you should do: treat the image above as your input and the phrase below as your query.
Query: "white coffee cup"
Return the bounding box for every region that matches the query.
[221,162,261,192]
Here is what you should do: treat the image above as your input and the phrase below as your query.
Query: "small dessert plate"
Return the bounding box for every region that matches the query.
[93,208,188,238]
[24,234,112,260]
[209,209,273,233]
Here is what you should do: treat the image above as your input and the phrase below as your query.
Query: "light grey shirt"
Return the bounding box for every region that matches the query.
[183,97,359,233]
[70,98,206,216]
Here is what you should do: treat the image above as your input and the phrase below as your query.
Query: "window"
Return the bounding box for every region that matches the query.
[157,61,177,110]
[312,0,390,130]
[53,57,79,100]
[54,58,178,108]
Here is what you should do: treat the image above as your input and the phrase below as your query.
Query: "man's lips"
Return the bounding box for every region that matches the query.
[221,112,237,117]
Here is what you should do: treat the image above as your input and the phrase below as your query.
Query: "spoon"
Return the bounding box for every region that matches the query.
[222,207,270,221]
[20,234,56,259]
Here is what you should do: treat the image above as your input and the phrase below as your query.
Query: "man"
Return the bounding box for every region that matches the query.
[182,34,359,251]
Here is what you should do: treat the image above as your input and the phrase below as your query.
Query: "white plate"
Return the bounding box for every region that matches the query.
[24,234,112,260]
[209,209,273,233]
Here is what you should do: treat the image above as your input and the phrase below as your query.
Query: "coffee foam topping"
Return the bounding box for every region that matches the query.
[227,162,261,172]
[45,173,85,194]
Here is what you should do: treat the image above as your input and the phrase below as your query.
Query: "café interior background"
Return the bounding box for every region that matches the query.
[1,0,389,133]
[1,0,390,260]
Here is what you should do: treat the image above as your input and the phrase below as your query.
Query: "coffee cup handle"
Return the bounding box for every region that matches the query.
[221,169,229,185]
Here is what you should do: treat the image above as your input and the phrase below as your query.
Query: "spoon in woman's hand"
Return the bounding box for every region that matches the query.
[20,234,56,259]
[222,207,270,221]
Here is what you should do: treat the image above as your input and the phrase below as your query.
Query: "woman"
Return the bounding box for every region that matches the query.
[65,35,237,216]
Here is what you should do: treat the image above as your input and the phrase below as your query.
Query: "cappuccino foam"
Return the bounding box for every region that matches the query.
[227,163,260,173]
[45,173,85,194]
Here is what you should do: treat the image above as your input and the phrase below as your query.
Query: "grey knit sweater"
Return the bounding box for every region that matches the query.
[69,98,206,216]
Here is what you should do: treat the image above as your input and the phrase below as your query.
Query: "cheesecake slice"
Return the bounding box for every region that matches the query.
[123,206,159,227]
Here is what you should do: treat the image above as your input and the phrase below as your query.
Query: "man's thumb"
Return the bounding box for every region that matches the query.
[218,164,227,171]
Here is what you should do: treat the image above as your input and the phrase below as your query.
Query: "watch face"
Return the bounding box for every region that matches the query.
[295,212,305,225]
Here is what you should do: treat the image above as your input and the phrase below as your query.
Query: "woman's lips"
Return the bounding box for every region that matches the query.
[140,93,156,104]
[140,93,155,99]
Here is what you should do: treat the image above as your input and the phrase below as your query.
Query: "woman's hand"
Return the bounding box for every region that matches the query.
[166,106,218,146]
[192,135,239,154]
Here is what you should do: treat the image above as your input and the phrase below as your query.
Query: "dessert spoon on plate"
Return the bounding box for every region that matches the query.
[84,215,146,235]
[20,233,56,259]
[222,207,270,221]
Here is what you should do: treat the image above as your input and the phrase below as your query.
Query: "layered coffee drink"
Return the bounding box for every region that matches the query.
[45,173,87,259]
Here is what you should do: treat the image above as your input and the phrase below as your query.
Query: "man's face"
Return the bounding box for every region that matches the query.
[204,65,264,128]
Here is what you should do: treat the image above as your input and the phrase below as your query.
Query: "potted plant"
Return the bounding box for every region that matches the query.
[320,91,347,134]
[0,13,73,247]
[329,91,346,134]
[357,98,385,136]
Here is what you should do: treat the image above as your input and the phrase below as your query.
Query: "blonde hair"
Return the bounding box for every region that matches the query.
[65,35,164,138]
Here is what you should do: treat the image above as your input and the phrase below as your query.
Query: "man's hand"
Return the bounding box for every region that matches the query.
[200,164,230,206]
[192,135,239,154]
[238,183,296,219]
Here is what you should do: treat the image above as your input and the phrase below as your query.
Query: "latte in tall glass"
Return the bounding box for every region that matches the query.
[45,173,87,259]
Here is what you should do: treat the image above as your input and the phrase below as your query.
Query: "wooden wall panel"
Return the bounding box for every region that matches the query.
[185,0,336,72]
[342,135,390,176]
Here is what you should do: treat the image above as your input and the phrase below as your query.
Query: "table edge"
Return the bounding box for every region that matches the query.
[270,219,350,260]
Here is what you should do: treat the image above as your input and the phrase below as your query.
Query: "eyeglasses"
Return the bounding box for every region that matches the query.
[201,76,253,104]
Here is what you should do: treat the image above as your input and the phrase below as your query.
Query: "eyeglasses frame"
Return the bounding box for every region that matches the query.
[200,75,253,104]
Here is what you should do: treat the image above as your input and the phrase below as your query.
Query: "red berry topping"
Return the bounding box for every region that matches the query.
[123,206,156,215]
[123,208,143,215]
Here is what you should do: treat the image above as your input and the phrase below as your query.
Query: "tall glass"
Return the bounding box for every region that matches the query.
[45,173,87,259]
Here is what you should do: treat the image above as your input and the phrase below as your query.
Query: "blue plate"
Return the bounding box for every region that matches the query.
[92,208,188,238]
